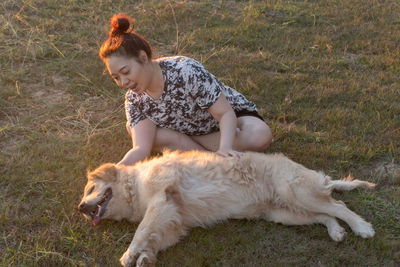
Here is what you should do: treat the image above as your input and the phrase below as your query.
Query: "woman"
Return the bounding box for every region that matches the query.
[99,14,272,166]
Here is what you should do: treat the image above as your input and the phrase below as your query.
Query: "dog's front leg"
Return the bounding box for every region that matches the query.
[120,191,186,267]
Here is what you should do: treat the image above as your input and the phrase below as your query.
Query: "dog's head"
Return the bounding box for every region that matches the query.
[78,163,126,225]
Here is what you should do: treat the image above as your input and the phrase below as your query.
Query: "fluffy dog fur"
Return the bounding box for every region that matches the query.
[78,150,375,266]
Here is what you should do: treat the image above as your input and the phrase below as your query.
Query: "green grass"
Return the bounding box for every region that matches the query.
[1,0,399,266]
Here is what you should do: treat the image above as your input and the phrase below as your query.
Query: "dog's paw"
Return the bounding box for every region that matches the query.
[120,249,139,267]
[328,225,346,242]
[136,252,154,267]
[354,221,375,238]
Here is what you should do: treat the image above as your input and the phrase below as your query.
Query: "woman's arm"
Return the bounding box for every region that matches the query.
[208,93,241,157]
[117,119,157,166]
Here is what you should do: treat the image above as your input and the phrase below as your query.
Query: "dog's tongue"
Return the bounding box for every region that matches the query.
[93,205,102,226]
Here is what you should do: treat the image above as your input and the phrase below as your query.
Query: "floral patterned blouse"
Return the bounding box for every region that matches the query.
[125,56,257,135]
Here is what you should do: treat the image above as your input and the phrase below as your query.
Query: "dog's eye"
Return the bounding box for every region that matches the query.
[87,186,95,195]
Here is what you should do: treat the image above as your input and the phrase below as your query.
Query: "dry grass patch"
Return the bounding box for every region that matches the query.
[1,0,399,266]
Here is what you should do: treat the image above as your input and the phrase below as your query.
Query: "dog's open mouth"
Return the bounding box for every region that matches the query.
[91,188,112,226]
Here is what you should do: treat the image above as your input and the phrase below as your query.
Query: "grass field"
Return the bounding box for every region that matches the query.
[1,0,399,266]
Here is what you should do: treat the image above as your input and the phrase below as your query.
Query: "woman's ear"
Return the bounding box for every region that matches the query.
[138,50,148,64]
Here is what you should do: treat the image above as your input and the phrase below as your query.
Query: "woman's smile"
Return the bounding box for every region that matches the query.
[128,82,138,91]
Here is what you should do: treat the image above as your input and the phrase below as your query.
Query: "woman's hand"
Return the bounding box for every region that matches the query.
[216,149,243,158]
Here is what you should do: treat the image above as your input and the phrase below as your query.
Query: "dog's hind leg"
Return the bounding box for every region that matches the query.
[314,213,346,242]
[294,190,375,239]
[265,208,346,242]
[119,189,187,267]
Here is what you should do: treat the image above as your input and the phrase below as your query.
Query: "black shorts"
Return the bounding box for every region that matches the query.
[234,110,264,122]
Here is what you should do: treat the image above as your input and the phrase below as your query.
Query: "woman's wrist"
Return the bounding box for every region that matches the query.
[117,147,149,166]
[218,110,237,151]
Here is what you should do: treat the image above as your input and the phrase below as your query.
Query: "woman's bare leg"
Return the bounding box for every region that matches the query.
[152,127,207,152]
[120,124,206,166]
[126,124,206,153]
[127,117,272,153]
[191,116,272,152]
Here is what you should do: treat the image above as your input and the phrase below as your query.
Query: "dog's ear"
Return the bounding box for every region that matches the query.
[88,163,118,182]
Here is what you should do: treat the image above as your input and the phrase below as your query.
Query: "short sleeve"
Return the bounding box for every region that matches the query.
[186,59,223,109]
[125,97,146,127]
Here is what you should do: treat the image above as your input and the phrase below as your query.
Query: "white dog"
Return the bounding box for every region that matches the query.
[78,150,375,266]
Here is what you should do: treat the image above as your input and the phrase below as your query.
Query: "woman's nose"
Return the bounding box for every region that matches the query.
[121,77,129,88]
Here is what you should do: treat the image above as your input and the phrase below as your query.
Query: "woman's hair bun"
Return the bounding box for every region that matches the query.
[109,13,135,37]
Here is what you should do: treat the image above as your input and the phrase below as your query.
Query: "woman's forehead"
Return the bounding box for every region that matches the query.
[106,55,132,74]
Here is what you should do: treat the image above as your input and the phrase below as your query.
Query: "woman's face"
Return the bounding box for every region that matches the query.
[105,54,150,94]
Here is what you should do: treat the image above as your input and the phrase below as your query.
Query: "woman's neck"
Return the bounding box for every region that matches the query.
[145,61,164,99]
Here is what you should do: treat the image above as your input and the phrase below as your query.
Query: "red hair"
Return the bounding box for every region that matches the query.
[99,13,152,62]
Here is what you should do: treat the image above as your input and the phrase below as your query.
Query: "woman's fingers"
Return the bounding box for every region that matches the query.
[216,149,243,158]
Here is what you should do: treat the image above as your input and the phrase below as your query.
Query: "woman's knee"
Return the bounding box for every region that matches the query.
[153,127,175,152]
[238,117,272,151]
[244,123,273,151]
[154,127,206,152]
[257,124,273,150]
[153,127,188,152]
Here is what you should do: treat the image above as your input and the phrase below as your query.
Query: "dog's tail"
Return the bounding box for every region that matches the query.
[329,174,376,191]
